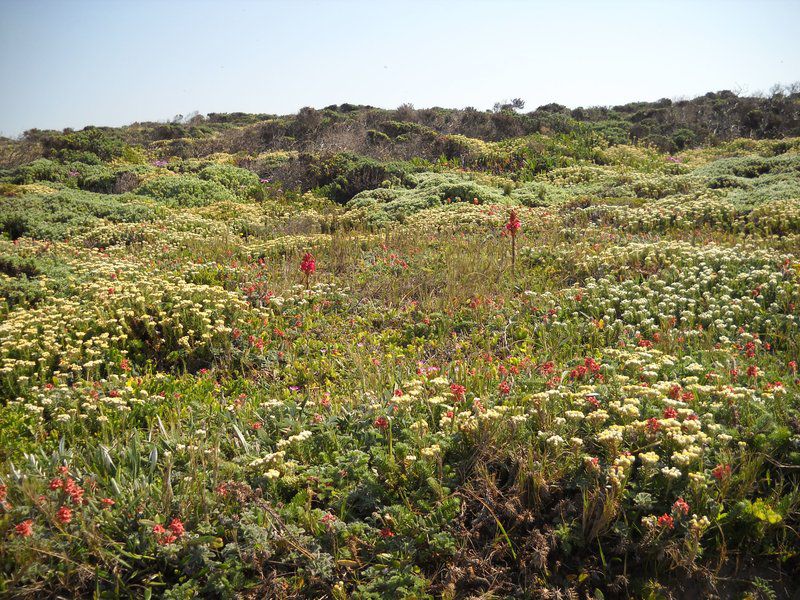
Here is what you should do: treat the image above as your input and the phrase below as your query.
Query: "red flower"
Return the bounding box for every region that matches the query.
[657,514,674,529]
[380,527,395,538]
[300,252,316,276]
[152,524,166,535]
[321,513,337,526]
[662,407,678,419]
[498,380,511,395]
[646,417,661,433]
[672,497,690,516]
[168,518,185,538]
[712,464,731,481]
[49,478,63,491]
[64,478,85,504]
[120,358,130,372]
[251,422,262,430]
[504,210,521,236]
[373,416,389,430]
[15,519,33,537]
[56,506,73,524]
[449,383,466,403]
[0,484,6,503]
[101,498,115,508]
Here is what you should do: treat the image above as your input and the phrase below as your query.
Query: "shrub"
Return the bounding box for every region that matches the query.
[136,175,235,207]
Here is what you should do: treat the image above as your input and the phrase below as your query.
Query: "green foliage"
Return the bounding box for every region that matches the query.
[136,175,235,206]
[0,189,162,240]
[40,126,126,162]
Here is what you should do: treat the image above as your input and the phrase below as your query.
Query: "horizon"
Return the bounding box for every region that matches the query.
[1,0,799,137]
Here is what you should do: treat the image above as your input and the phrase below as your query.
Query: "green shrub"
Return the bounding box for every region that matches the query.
[0,190,162,240]
[198,164,260,193]
[136,175,235,207]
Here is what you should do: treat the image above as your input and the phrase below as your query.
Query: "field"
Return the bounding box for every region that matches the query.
[0,109,799,598]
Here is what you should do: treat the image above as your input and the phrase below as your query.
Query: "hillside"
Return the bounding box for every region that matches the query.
[0,89,799,599]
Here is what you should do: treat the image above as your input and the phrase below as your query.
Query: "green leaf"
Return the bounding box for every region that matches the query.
[751,499,782,524]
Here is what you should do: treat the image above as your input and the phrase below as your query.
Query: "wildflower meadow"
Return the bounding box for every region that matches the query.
[0,105,799,599]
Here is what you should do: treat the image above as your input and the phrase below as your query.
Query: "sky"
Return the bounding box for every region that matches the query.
[0,0,798,137]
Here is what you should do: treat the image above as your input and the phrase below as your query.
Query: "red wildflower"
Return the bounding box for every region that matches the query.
[373,416,389,430]
[672,497,690,516]
[63,478,84,504]
[380,527,395,538]
[449,383,466,403]
[300,252,316,275]
[15,519,33,537]
[662,407,678,419]
[712,464,732,480]
[321,513,337,526]
[646,417,661,433]
[498,380,511,395]
[101,498,115,508]
[168,518,185,538]
[657,514,674,529]
[504,210,521,236]
[56,506,73,524]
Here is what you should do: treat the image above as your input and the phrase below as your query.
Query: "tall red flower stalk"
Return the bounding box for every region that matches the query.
[505,210,521,276]
[300,252,316,290]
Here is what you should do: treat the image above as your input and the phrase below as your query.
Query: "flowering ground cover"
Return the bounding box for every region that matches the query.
[0,129,799,599]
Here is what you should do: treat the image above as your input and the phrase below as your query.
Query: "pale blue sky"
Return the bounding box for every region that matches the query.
[1,0,798,137]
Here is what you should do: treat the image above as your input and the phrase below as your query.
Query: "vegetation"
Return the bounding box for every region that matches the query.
[0,88,799,599]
